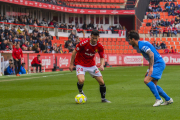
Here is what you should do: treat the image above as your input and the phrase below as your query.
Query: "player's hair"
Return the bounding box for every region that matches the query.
[91,29,99,36]
[128,30,139,40]
[37,55,40,57]
[9,59,12,61]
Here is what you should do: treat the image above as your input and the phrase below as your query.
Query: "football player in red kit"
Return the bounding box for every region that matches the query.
[69,30,110,103]
[12,44,23,76]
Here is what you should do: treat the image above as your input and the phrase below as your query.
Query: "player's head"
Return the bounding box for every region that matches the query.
[9,59,12,64]
[16,44,20,49]
[128,30,139,47]
[37,54,40,58]
[22,63,25,67]
[90,30,99,45]
[10,63,13,68]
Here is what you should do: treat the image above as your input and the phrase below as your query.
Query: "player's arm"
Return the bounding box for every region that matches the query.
[12,49,18,61]
[69,50,77,72]
[98,44,105,71]
[21,49,23,58]
[146,50,154,76]
[100,58,104,71]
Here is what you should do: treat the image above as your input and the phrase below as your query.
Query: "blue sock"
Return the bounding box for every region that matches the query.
[146,81,161,100]
[156,85,170,101]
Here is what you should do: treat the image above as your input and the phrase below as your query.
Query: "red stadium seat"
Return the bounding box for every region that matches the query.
[97,5,102,8]
[115,0,119,3]
[94,5,98,8]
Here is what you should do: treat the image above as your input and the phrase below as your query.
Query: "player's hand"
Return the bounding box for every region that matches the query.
[145,72,148,77]
[100,65,104,71]
[148,69,153,77]
[16,58,19,61]
[69,64,74,72]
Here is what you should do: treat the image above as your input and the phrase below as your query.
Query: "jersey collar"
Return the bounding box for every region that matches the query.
[90,41,97,46]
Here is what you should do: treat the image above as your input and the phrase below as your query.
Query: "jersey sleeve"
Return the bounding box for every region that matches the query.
[75,40,86,52]
[21,49,23,57]
[12,49,16,59]
[98,43,104,58]
[140,45,151,53]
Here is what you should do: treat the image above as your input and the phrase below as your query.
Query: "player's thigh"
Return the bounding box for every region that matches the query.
[76,65,86,84]
[94,76,104,85]
[77,74,85,84]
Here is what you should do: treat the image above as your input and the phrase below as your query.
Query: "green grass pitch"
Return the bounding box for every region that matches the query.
[0,66,180,120]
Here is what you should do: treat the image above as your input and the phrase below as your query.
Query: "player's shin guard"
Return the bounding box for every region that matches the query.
[146,81,161,100]
[156,85,170,101]
[100,84,106,99]
[77,82,84,93]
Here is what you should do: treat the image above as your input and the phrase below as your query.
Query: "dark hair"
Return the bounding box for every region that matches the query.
[37,55,40,57]
[91,29,99,36]
[9,59,12,61]
[128,30,139,41]
[22,63,25,66]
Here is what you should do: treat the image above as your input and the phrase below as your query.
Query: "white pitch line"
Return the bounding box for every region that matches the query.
[0,73,74,82]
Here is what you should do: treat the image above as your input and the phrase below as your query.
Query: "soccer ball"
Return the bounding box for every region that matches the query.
[75,94,87,104]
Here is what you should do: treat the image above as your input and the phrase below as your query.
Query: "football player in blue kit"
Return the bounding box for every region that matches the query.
[128,30,173,107]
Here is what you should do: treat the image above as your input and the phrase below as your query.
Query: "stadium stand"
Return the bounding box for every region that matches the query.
[138,0,180,53]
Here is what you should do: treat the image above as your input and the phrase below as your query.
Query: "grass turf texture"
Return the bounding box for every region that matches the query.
[0,66,179,120]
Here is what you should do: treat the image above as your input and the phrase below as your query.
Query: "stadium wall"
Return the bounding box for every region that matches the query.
[135,0,151,22]
[1,52,180,75]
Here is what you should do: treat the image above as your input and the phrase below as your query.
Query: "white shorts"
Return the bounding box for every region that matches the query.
[76,65,102,77]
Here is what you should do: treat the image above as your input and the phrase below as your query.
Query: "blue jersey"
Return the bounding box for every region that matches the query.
[138,41,164,64]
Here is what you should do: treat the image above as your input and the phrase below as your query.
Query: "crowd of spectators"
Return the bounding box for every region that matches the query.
[146,0,180,37]
[2,59,26,75]
[151,40,177,53]
[64,31,80,53]
[0,25,68,53]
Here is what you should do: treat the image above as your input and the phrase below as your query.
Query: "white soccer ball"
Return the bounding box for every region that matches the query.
[75,94,87,104]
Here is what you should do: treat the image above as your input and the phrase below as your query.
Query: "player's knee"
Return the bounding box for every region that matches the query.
[78,78,85,84]
[144,78,149,84]
[99,81,104,85]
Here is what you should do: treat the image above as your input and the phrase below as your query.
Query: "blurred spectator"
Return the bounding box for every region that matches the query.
[35,47,41,53]
[17,27,22,34]
[172,25,177,36]
[160,41,166,49]
[164,47,169,53]
[170,1,175,8]
[4,63,15,75]
[168,7,175,16]
[41,18,48,25]
[166,5,171,12]
[65,37,73,48]
[19,63,27,74]
[44,48,51,53]
[171,47,175,53]
[161,18,165,26]
[156,12,160,19]
[52,47,58,53]
[67,42,74,53]
[155,4,162,12]
[165,19,170,26]
[148,4,153,12]
[41,42,46,53]
[31,54,42,73]
[22,41,28,51]
[163,26,171,37]
[156,42,161,50]
[1,40,8,50]
[152,41,157,48]
[58,44,63,53]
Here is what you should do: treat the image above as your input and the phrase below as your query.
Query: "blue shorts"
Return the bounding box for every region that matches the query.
[148,62,166,80]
